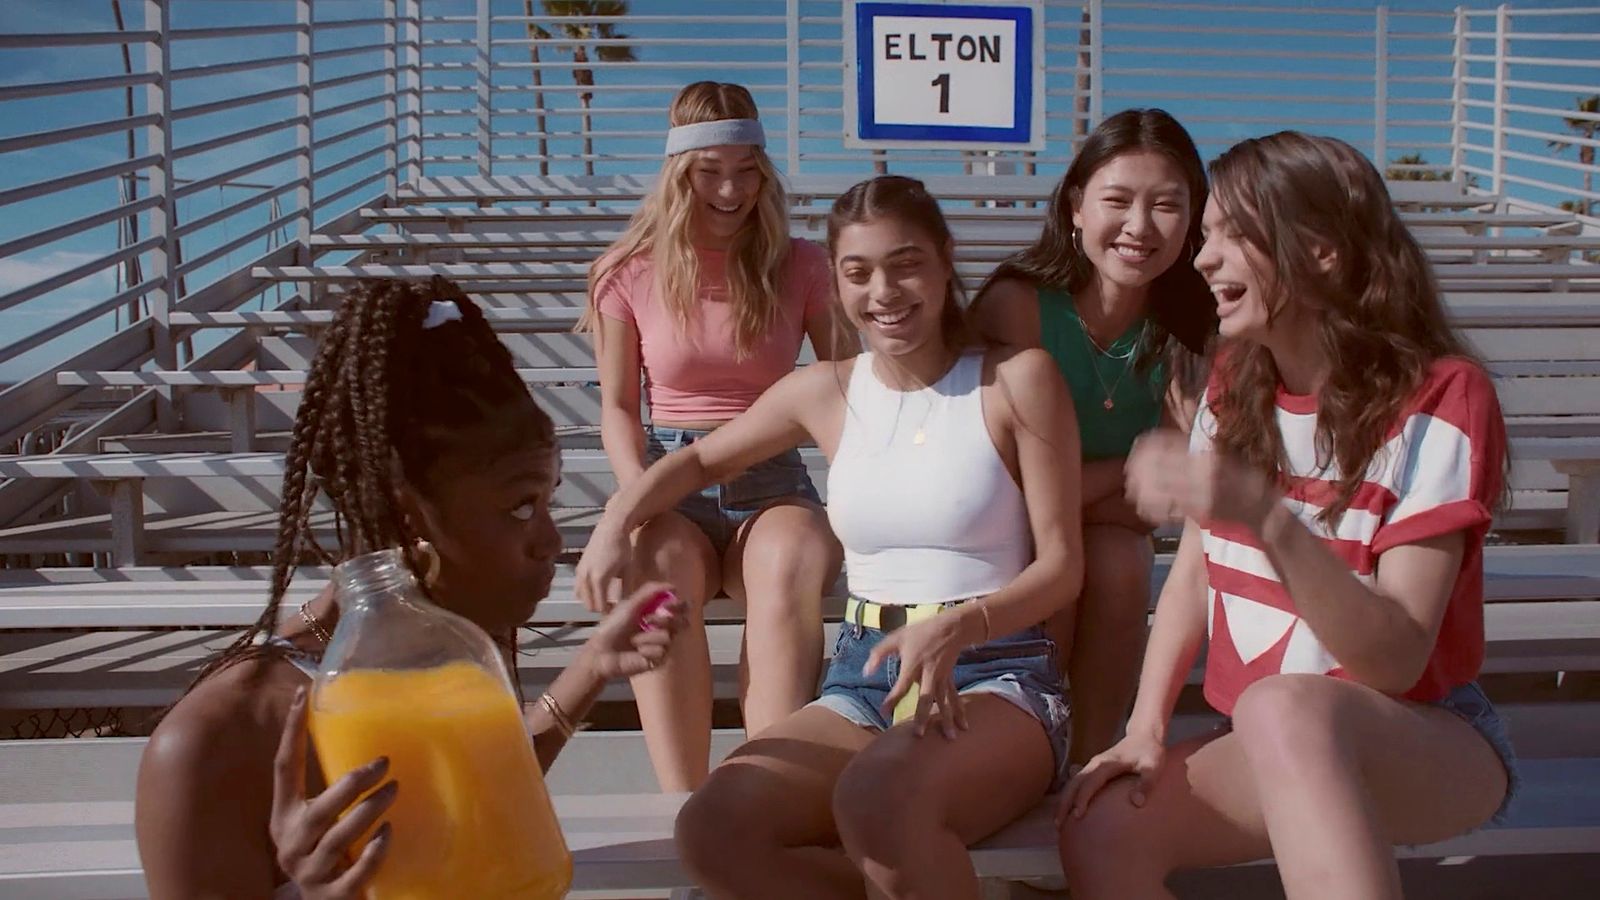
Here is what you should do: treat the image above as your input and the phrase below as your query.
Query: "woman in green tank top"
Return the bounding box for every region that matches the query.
[973,109,1215,766]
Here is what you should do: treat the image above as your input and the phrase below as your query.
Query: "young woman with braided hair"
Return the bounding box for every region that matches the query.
[135,278,685,899]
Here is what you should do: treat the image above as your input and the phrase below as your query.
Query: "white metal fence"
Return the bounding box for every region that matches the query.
[0,0,1596,441]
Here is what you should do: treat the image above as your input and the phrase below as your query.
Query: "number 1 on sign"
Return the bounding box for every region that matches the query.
[931,73,950,114]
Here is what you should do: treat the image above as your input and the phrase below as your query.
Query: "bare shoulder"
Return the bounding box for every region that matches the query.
[790,356,858,397]
[971,277,1043,347]
[989,344,1063,393]
[137,655,305,892]
[139,658,302,817]
[984,344,1074,436]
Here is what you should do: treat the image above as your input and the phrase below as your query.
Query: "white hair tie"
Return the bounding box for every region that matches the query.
[421,300,463,330]
[664,118,766,156]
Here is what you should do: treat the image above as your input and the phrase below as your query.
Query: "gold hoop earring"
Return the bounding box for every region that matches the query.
[1072,226,1085,259]
[413,539,441,588]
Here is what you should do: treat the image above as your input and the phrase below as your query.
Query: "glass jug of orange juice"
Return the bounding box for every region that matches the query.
[307,548,573,899]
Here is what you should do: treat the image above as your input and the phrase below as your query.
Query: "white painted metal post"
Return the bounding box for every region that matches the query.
[786,0,801,177]
[294,0,314,245]
[1491,4,1509,197]
[383,0,399,200]
[402,0,422,185]
[1374,6,1388,169]
[1450,6,1467,186]
[476,0,493,177]
[1088,0,1103,128]
[100,479,146,568]
[141,0,177,430]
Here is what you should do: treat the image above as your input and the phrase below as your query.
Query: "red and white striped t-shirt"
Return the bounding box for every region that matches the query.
[1191,357,1506,715]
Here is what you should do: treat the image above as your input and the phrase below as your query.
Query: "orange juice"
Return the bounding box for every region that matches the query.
[309,661,572,900]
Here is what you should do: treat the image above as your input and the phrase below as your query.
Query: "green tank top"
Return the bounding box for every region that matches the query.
[1037,286,1165,461]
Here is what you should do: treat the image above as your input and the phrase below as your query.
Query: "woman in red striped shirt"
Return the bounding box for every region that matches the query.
[1056,132,1519,900]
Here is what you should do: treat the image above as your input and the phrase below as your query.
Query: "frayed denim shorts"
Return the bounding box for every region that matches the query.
[1434,680,1521,826]
[809,606,1072,791]
[644,425,821,558]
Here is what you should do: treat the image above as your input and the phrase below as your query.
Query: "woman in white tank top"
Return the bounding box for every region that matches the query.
[577,176,1086,898]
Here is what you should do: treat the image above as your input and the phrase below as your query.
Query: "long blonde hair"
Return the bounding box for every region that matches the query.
[584,82,791,358]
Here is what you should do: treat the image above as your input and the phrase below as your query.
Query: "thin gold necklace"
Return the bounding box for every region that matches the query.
[878,348,955,447]
[1073,311,1146,410]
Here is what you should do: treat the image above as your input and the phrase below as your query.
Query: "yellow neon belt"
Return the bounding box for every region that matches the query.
[842,595,967,725]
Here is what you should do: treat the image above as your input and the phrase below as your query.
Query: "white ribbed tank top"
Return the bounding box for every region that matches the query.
[826,350,1031,605]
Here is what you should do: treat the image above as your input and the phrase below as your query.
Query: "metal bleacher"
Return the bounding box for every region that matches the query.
[1,1,1598,896]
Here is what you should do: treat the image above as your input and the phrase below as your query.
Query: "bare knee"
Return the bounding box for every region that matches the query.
[832,747,932,870]
[676,770,768,882]
[634,517,713,595]
[743,507,837,582]
[1231,674,1347,771]
[1058,781,1169,888]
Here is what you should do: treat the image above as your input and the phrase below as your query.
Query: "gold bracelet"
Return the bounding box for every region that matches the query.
[976,599,993,644]
[538,691,577,739]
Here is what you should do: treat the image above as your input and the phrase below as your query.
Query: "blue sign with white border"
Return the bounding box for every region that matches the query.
[846,1,1043,150]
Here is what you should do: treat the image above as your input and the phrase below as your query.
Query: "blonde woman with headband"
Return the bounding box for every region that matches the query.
[583,81,850,791]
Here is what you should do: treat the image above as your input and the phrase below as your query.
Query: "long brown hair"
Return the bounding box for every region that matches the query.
[1206,132,1496,524]
[583,81,790,359]
[824,175,975,352]
[189,278,555,689]
[976,108,1215,364]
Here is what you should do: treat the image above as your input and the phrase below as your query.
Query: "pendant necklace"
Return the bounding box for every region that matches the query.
[1074,310,1145,411]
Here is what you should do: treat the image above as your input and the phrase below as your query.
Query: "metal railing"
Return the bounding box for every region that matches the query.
[0,0,1596,454]
[0,0,406,447]
[1455,6,1600,220]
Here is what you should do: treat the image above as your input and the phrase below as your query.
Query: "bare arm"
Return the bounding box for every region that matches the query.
[598,364,829,534]
[970,277,1043,349]
[575,364,841,608]
[1128,430,1472,693]
[527,655,606,770]
[594,314,647,488]
[138,707,280,898]
[1257,508,1465,692]
[952,348,1085,641]
[1081,458,1131,507]
[1123,519,1209,741]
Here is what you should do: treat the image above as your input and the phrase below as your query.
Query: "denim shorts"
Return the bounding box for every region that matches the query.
[1434,680,1521,827]
[809,612,1073,791]
[644,425,821,558]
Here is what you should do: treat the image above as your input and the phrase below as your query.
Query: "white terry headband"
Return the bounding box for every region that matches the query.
[664,118,765,156]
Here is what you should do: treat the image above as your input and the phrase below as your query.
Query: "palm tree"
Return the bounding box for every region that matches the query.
[1548,94,1599,218]
[1387,152,1446,182]
[524,2,550,177]
[542,1,637,177]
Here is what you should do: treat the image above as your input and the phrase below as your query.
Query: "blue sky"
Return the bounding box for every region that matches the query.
[1,0,1596,381]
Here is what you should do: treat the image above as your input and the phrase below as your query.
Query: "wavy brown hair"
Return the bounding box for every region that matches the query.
[583,81,790,359]
[1206,132,1497,524]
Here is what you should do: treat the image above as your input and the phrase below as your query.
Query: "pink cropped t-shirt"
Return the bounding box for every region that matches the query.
[594,238,834,420]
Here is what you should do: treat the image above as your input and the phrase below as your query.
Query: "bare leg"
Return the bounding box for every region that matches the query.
[628,512,721,792]
[725,500,843,737]
[1059,674,1509,900]
[1232,675,1507,900]
[1065,524,1153,764]
[834,695,1056,900]
[676,706,875,900]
